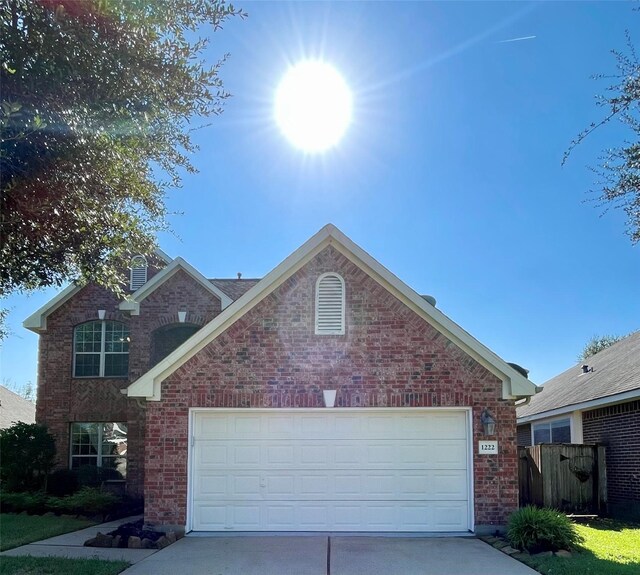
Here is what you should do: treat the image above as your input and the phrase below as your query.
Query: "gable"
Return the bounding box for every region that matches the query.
[127,224,537,401]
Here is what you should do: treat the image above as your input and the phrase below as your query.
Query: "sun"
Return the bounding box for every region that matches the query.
[275,60,353,153]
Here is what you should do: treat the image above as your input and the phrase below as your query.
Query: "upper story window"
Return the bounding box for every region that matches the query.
[315,272,345,335]
[533,418,571,445]
[129,255,148,291]
[74,321,129,378]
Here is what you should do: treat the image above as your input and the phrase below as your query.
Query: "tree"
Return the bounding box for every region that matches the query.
[1,377,35,402]
[564,27,640,244]
[577,333,626,362]
[0,0,245,303]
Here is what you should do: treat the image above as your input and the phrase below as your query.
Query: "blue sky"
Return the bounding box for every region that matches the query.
[2,1,639,392]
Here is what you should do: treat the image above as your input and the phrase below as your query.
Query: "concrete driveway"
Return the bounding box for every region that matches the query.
[120,535,539,575]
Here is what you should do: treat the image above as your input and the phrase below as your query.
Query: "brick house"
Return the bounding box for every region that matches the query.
[26,224,536,533]
[516,331,640,520]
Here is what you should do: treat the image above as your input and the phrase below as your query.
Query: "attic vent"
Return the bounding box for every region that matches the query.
[315,273,345,335]
[130,255,148,291]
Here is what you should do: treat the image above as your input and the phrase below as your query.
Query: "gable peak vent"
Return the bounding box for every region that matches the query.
[315,272,345,335]
[130,255,148,291]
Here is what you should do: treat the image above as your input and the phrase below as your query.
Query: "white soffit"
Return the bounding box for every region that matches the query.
[127,224,537,401]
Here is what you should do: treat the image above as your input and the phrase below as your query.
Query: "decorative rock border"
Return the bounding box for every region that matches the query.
[84,519,183,549]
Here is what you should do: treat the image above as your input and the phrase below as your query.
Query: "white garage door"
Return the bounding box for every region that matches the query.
[190,409,471,532]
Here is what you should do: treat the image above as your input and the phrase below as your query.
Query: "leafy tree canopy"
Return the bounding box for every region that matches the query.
[565,25,640,244]
[0,0,245,300]
[577,333,626,362]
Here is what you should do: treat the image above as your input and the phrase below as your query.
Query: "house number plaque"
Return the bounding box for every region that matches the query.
[478,440,498,454]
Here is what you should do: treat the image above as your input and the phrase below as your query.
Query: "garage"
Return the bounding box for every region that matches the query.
[189,409,472,532]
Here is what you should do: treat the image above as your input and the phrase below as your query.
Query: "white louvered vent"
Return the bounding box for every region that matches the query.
[130,256,148,291]
[315,273,345,335]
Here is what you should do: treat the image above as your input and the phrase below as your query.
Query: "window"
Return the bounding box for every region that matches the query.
[130,255,148,290]
[151,323,200,366]
[74,321,129,377]
[70,422,127,479]
[533,418,571,444]
[315,273,345,335]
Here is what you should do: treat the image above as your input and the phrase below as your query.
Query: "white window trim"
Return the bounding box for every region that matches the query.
[315,272,346,335]
[69,422,127,476]
[531,415,572,445]
[130,255,148,291]
[73,321,129,378]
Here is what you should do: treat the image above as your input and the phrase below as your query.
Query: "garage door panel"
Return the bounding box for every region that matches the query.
[191,410,470,532]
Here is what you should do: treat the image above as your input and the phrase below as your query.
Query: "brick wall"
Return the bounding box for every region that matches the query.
[36,269,222,496]
[583,400,640,518]
[145,246,518,529]
[517,423,531,446]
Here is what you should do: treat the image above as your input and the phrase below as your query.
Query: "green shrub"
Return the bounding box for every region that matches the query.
[507,506,583,552]
[0,491,48,514]
[53,487,121,519]
[47,468,80,497]
[75,465,123,488]
[0,423,56,492]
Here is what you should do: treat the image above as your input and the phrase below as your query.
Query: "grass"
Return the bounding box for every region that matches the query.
[0,514,95,552]
[0,556,129,575]
[518,519,640,575]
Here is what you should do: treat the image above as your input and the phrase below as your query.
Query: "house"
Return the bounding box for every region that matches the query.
[25,224,536,533]
[516,331,640,520]
[0,385,36,428]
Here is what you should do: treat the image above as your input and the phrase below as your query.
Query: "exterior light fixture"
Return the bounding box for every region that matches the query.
[323,390,337,408]
[178,311,187,323]
[481,408,496,436]
[98,310,106,320]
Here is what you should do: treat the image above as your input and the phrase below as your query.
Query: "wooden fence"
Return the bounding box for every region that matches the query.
[518,444,607,513]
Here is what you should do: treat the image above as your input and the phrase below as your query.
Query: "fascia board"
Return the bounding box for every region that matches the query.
[516,388,640,424]
[154,248,172,264]
[325,226,538,399]
[127,227,333,399]
[23,284,81,332]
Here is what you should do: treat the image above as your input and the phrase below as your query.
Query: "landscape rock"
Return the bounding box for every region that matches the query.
[156,535,171,549]
[532,551,553,557]
[166,531,177,544]
[555,550,572,558]
[128,536,141,549]
[113,535,122,548]
[500,546,519,555]
[141,538,154,549]
[92,532,113,548]
[84,537,97,547]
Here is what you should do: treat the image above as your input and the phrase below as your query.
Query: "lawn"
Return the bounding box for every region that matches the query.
[0,514,95,552]
[519,519,640,575]
[0,556,129,575]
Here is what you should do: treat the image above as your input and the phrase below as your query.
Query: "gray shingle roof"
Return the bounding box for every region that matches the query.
[517,331,640,419]
[210,279,261,301]
[0,386,36,428]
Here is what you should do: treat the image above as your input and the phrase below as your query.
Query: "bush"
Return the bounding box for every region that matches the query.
[507,506,583,553]
[0,423,56,492]
[75,465,123,488]
[52,487,121,520]
[47,468,79,497]
[0,491,48,514]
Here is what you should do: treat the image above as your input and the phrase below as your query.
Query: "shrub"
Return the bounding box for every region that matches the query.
[507,506,583,553]
[53,487,121,520]
[0,491,48,514]
[75,465,123,488]
[47,469,79,497]
[0,423,56,492]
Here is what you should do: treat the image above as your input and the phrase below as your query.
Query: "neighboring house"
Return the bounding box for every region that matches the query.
[0,385,36,428]
[516,331,640,519]
[25,224,536,534]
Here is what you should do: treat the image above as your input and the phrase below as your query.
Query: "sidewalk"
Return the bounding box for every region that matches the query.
[0,515,157,564]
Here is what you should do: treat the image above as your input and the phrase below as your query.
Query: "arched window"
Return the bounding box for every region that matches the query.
[74,321,129,377]
[151,323,200,366]
[315,273,345,335]
[129,255,148,291]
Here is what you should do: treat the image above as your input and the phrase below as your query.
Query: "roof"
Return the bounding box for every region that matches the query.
[210,279,261,300]
[0,386,36,428]
[127,224,538,401]
[517,331,640,422]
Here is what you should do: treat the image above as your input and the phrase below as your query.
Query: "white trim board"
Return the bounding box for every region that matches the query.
[127,224,537,401]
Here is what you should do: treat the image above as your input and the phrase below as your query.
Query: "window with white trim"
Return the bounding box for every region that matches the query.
[73,321,129,377]
[130,255,148,290]
[315,272,345,335]
[533,418,571,444]
[70,422,127,479]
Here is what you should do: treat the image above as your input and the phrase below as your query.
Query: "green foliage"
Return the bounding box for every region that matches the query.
[507,506,583,553]
[564,24,640,244]
[0,556,128,575]
[0,422,56,491]
[51,487,121,519]
[0,491,48,514]
[578,334,626,362]
[0,0,246,302]
[47,468,80,497]
[0,512,94,551]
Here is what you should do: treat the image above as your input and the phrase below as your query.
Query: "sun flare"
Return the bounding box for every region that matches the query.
[275,60,352,153]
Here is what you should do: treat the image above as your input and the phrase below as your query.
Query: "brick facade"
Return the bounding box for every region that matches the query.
[583,400,640,519]
[144,246,518,528]
[36,269,222,496]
